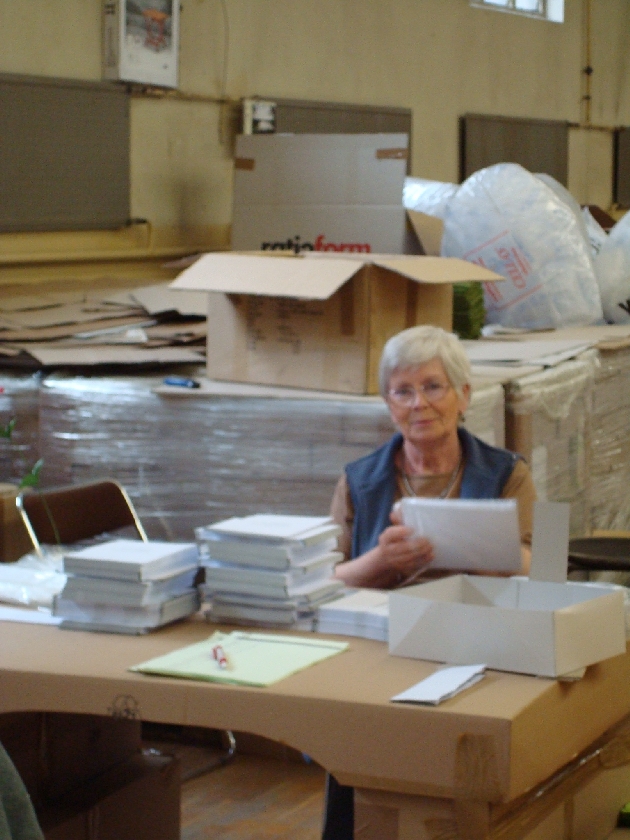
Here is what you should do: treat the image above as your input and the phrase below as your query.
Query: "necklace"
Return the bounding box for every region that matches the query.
[400,448,463,499]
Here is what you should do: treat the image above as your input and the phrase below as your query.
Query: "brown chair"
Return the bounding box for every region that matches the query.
[16,480,149,557]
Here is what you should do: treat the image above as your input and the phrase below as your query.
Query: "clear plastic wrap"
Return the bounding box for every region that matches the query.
[36,375,506,544]
[504,358,596,537]
[593,211,630,324]
[0,373,42,483]
[402,177,458,219]
[464,380,505,448]
[586,344,630,531]
[442,164,604,329]
[0,548,65,607]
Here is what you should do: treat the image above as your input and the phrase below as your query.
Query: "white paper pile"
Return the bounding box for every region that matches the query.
[315,588,389,642]
[54,539,200,634]
[197,514,345,627]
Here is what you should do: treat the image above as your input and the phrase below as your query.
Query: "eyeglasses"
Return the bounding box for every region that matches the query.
[388,382,451,406]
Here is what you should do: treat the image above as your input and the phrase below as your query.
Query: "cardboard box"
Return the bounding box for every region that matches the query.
[40,752,180,840]
[171,252,501,394]
[232,133,415,254]
[388,575,626,677]
[0,713,142,806]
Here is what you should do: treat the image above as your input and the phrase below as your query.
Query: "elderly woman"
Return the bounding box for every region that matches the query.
[322,325,535,840]
[331,324,534,587]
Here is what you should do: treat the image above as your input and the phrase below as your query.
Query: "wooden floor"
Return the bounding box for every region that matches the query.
[180,753,326,840]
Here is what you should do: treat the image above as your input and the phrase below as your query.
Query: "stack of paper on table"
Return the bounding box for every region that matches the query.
[315,588,389,642]
[196,514,345,626]
[54,539,200,634]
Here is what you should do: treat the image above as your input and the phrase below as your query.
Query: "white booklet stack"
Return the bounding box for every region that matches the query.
[54,539,200,634]
[196,514,345,627]
[315,588,389,642]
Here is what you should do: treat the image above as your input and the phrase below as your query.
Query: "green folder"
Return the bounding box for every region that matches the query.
[130,631,348,687]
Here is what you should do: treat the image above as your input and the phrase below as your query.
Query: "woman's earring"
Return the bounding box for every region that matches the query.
[458,410,466,423]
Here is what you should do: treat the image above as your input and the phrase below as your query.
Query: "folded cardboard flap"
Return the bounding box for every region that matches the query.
[406,210,445,257]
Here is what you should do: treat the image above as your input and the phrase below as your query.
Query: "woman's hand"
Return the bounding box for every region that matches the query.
[378,508,434,581]
[334,508,434,589]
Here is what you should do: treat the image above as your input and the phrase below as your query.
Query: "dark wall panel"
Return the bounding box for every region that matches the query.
[0,74,129,232]
[460,113,568,184]
[269,98,412,135]
[614,127,630,208]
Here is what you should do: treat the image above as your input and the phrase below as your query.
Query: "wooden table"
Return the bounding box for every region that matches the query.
[1,618,630,840]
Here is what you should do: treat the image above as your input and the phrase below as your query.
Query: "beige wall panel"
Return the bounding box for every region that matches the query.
[567,127,614,207]
[0,0,102,80]
[588,0,630,125]
[129,97,233,229]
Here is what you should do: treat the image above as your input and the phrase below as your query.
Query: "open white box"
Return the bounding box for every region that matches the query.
[388,575,626,678]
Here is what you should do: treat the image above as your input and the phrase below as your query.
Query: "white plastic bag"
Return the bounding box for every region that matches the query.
[593,211,630,323]
[403,177,458,219]
[441,164,604,330]
[582,207,608,258]
[535,173,594,262]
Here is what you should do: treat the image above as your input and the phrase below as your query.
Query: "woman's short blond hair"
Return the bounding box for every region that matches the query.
[379,325,472,399]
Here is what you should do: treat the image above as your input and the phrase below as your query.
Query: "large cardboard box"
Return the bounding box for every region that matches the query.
[388,575,626,678]
[171,252,501,394]
[232,133,415,254]
[0,712,142,806]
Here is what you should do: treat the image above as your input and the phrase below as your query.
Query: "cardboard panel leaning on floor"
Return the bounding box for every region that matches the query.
[170,252,502,394]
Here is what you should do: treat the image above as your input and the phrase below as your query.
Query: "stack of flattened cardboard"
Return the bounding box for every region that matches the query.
[0,283,207,370]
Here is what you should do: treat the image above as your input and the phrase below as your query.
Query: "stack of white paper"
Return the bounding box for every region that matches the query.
[197,514,345,627]
[315,588,389,642]
[54,539,200,634]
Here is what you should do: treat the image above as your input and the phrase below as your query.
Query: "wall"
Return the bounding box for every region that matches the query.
[0,0,628,286]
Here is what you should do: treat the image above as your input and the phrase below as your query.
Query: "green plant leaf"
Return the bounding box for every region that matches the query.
[0,418,16,439]
[19,458,44,489]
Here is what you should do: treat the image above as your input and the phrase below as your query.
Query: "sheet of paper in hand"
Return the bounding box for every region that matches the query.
[399,497,522,574]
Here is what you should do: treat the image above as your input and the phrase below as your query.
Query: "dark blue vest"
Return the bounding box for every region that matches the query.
[345,427,520,559]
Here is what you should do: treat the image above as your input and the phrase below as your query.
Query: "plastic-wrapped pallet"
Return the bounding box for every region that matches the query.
[38,376,394,541]
[38,374,509,546]
[0,373,42,484]
[503,356,597,538]
[586,342,630,532]
[463,379,505,449]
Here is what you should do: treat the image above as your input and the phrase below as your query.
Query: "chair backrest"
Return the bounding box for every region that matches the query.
[16,480,149,555]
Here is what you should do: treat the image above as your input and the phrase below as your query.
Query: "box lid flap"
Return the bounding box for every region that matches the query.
[170,252,503,298]
[170,253,362,299]
[367,255,502,285]
[406,210,444,257]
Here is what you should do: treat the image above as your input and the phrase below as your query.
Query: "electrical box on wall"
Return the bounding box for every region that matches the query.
[103,1,179,89]
[242,99,277,134]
